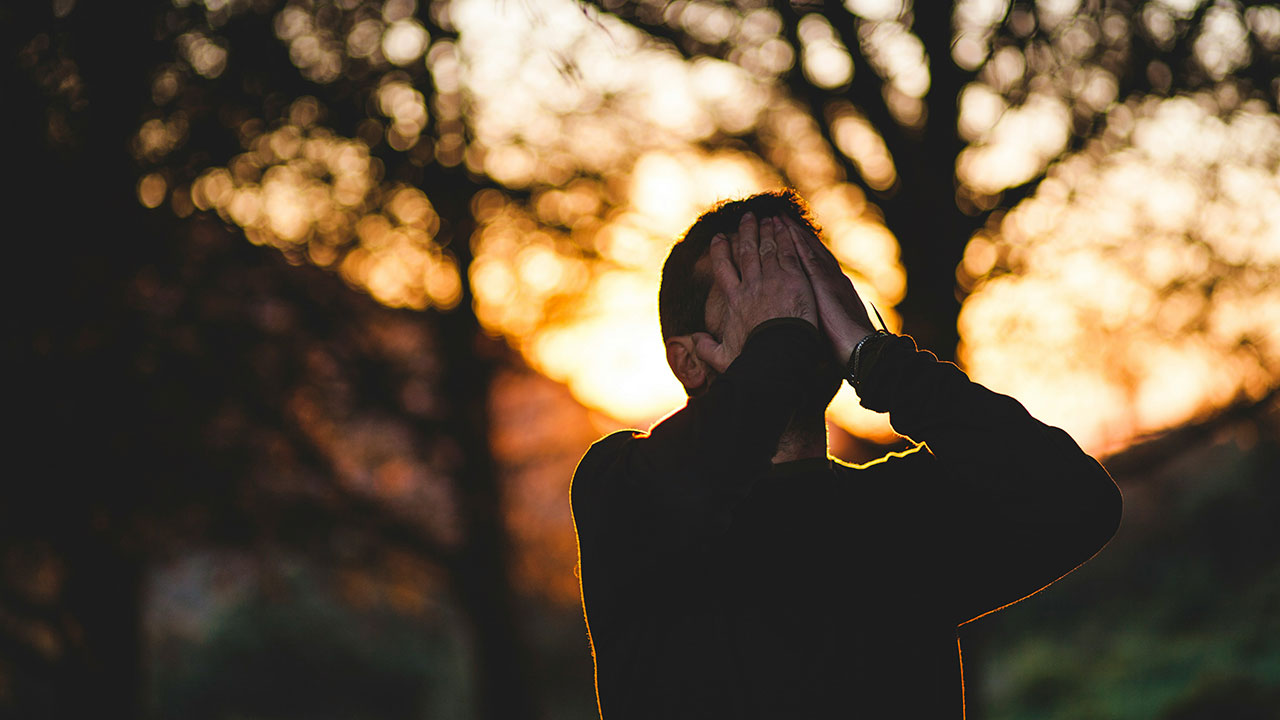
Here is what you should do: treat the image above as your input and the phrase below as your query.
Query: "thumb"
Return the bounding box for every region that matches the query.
[692,332,731,374]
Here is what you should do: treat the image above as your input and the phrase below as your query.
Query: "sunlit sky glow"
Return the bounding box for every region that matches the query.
[151,0,1280,457]
[961,94,1280,454]
[450,0,905,442]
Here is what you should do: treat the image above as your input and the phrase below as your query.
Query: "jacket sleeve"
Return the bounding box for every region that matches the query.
[571,318,829,578]
[855,334,1123,626]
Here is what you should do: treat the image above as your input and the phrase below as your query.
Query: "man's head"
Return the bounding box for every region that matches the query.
[659,189,825,395]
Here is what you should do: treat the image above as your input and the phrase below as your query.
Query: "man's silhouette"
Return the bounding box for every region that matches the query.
[571,190,1121,719]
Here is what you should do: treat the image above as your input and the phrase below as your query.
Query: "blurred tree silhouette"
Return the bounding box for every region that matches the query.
[87,0,1280,446]
[4,1,545,717]
[6,0,1280,718]
[975,393,1280,720]
[590,0,1280,358]
[588,0,1280,451]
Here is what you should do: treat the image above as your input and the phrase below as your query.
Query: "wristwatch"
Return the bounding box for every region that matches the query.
[846,329,889,389]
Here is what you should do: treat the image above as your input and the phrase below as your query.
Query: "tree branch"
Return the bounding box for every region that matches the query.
[770,1,881,198]
[911,0,978,166]
[577,0,712,61]
[814,0,920,183]
[1102,385,1280,480]
[582,0,883,198]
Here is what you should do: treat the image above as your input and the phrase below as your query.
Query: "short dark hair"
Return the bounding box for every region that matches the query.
[658,188,822,340]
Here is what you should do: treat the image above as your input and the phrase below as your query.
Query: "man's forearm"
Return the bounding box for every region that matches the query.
[852,333,1120,623]
[856,333,1120,515]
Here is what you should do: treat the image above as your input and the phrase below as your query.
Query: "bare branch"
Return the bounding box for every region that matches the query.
[770,2,881,198]
[1102,385,1280,480]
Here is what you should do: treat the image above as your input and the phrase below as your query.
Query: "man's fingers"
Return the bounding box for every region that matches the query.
[691,332,730,374]
[782,215,840,275]
[707,234,739,289]
[775,218,803,272]
[783,218,825,283]
[734,212,761,284]
[785,219,817,262]
[758,216,779,260]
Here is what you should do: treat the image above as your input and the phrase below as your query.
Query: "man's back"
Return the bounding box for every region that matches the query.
[571,322,1121,718]
[575,447,965,718]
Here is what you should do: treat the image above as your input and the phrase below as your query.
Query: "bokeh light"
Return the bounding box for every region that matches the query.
[439,0,909,439]
[799,13,854,89]
[189,98,459,311]
[17,0,1280,716]
[959,93,1280,454]
[142,0,1280,454]
[134,0,917,443]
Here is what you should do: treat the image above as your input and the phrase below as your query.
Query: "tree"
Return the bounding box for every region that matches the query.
[560,0,1280,454]
[4,1,544,717]
[586,0,1280,357]
[8,0,1280,716]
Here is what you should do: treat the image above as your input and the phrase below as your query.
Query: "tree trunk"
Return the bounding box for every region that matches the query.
[879,173,969,362]
[441,308,542,720]
[883,3,976,362]
[4,2,185,715]
[432,180,543,720]
[63,539,145,719]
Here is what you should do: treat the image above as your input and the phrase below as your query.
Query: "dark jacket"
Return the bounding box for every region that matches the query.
[571,319,1122,719]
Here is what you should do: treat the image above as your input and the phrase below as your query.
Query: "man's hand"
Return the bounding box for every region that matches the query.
[692,213,819,373]
[781,215,876,364]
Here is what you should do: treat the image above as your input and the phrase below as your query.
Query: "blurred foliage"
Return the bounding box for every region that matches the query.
[593,0,1280,454]
[959,90,1280,452]
[967,401,1280,719]
[41,0,1280,442]
[150,558,474,720]
[5,0,1280,719]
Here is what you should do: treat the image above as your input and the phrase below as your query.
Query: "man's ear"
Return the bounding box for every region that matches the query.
[665,335,712,395]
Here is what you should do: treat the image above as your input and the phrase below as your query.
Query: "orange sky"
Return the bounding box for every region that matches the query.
[159,0,1280,456]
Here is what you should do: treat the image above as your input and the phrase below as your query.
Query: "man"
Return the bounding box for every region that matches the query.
[570,190,1121,718]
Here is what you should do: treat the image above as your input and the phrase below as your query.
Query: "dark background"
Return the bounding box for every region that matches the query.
[4,1,1278,718]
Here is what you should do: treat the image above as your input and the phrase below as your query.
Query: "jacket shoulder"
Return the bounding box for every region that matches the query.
[570,430,641,505]
[576,427,640,489]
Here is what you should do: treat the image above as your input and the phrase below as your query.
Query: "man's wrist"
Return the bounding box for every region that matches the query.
[835,328,872,363]
[746,316,824,348]
[845,329,891,390]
